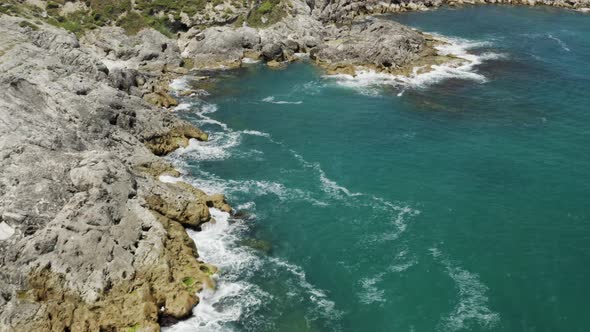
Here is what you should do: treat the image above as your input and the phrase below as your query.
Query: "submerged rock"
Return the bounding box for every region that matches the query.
[240,238,273,254]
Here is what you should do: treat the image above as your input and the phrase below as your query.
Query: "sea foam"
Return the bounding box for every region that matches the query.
[169,76,191,91]
[262,96,303,104]
[429,248,500,331]
[547,34,571,52]
[164,87,420,330]
[164,209,269,332]
[325,34,505,95]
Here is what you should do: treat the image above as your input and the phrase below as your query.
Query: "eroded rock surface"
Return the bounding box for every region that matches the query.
[310,19,431,74]
[0,16,215,331]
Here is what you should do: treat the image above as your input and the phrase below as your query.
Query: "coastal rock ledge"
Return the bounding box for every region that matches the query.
[0,16,228,331]
[2,0,587,330]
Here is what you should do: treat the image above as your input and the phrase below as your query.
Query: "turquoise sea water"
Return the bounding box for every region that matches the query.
[166,6,590,332]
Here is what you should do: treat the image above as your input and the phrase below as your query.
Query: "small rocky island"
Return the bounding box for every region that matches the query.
[0,0,587,330]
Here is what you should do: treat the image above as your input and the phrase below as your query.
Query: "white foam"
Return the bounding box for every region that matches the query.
[164,207,339,331]
[359,275,387,305]
[547,34,571,52]
[189,103,229,130]
[430,248,500,331]
[293,52,309,59]
[318,169,362,198]
[201,103,218,114]
[262,96,303,105]
[235,201,256,210]
[358,252,416,305]
[386,260,416,273]
[173,103,192,112]
[158,174,183,184]
[325,34,504,94]
[175,132,241,161]
[169,77,191,91]
[289,149,363,199]
[165,209,269,332]
[358,196,420,243]
[241,130,270,137]
[269,257,343,322]
[186,174,328,207]
[294,81,327,96]
[290,149,420,247]
[242,57,261,64]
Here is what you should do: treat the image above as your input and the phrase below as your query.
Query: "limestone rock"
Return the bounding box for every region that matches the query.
[178,26,261,69]
[206,194,233,213]
[0,16,221,331]
[143,125,209,156]
[144,181,211,228]
[311,19,428,74]
[262,43,284,61]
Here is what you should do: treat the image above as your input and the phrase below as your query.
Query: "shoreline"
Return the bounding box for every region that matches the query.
[0,14,234,331]
[0,1,587,330]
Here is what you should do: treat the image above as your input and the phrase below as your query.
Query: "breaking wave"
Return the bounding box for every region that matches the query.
[165,79,420,331]
[164,209,270,332]
[324,34,505,95]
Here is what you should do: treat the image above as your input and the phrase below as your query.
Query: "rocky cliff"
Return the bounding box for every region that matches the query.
[0,14,230,331]
[1,0,588,331]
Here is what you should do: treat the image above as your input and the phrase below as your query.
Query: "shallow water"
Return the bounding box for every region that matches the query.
[166,6,590,332]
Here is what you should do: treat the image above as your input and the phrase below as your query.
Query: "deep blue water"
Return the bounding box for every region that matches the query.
[167,6,590,332]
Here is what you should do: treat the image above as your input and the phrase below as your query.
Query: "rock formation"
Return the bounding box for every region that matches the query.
[1,0,588,330]
[0,15,227,331]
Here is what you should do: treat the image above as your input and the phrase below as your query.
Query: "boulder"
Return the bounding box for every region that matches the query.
[262,43,284,61]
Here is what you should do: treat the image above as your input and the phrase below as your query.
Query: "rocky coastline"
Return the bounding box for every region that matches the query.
[0,13,230,331]
[0,0,588,330]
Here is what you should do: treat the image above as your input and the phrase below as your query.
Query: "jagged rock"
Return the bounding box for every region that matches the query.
[144,91,179,108]
[143,125,208,156]
[262,43,284,61]
[81,27,183,73]
[108,68,142,94]
[144,181,211,228]
[205,194,233,213]
[0,16,222,331]
[179,26,261,69]
[311,19,429,74]
[267,59,286,68]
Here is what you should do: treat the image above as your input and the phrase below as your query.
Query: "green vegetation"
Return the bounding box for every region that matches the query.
[124,323,140,332]
[246,0,286,27]
[18,20,39,31]
[0,0,200,37]
[117,11,148,35]
[257,1,273,14]
[179,58,195,71]
[1,0,289,36]
[182,276,195,287]
[135,0,207,17]
[0,1,43,18]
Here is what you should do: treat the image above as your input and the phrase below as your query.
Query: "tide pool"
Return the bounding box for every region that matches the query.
[167,6,590,332]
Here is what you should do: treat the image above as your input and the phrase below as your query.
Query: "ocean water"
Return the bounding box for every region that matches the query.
[165,6,590,332]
